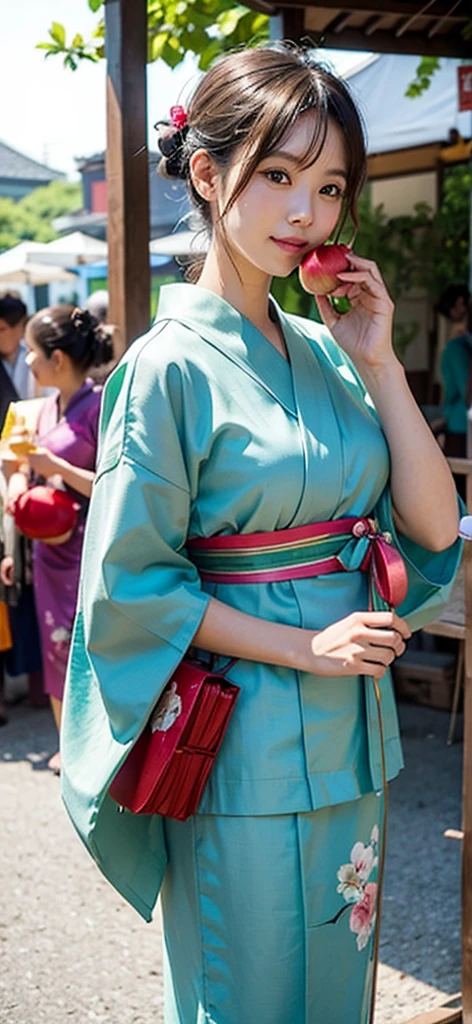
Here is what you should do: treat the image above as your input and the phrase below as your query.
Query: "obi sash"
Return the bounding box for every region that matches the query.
[188,515,408,610]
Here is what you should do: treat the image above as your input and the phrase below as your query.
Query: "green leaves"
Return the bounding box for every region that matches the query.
[38,1,269,73]
[36,22,103,69]
[146,0,269,70]
[405,56,441,98]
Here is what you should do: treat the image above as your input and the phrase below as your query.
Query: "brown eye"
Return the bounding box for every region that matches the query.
[263,170,290,185]
[320,184,345,199]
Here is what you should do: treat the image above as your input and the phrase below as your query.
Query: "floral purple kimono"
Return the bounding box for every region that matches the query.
[32,380,102,699]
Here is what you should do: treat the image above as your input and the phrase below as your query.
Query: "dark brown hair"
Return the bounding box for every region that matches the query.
[0,291,27,327]
[157,42,367,275]
[28,305,113,371]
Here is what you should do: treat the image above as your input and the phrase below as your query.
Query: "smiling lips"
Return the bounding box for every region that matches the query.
[271,236,309,254]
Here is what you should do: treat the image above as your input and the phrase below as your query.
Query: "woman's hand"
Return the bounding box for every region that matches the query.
[27,447,60,479]
[0,556,15,587]
[308,610,411,680]
[6,471,28,514]
[315,253,396,373]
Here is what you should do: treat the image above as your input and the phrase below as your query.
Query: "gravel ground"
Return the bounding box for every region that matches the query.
[0,688,463,1024]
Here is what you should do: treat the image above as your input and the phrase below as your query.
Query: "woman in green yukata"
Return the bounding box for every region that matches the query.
[61,43,461,1023]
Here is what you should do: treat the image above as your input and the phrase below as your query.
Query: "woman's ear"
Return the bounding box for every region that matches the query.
[189,149,219,203]
[50,348,66,374]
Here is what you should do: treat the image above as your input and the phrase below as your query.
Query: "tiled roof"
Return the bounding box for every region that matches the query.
[0,140,64,183]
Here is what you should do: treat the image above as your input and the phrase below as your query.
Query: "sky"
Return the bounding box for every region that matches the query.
[0,0,372,179]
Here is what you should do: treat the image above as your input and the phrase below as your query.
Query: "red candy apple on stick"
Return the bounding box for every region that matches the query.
[299,243,352,295]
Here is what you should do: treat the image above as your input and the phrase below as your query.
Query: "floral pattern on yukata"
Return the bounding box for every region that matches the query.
[327,825,379,951]
[44,610,71,666]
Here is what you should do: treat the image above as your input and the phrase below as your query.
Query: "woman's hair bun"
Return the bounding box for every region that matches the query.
[71,308,113,367]
[155,121,188,179]
[71,307,98,340]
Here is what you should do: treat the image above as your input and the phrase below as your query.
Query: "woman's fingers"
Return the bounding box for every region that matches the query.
[361,660,388,679]
[345,252,384,284]
[314,293,340,330]
[356,610,411,640]
[360,628,406,656]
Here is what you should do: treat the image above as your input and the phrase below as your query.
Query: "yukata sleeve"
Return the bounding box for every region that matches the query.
[76,342,211,744]
[374,486,463,633]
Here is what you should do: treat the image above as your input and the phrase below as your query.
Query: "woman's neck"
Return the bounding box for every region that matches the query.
[197,244,273,336]
[58,374,88,415]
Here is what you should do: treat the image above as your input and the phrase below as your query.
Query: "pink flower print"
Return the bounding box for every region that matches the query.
[45,610,54,627]
[350,841,377,883]
[349,882,378,951]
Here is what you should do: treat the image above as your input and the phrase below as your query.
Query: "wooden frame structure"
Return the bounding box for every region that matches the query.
[104,1,472,1019]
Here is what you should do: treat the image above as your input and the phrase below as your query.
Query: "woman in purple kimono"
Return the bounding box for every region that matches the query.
[12,306,112,771]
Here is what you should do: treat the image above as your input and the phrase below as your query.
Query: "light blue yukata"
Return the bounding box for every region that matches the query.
[61,283,461,1023]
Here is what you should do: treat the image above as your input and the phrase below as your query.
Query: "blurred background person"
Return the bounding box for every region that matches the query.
[0,291,45,713]
[0,292,32,430]
[83,289,109,324]
[437,283,472,457]
[1,305,112,771]
[84,289,123,382]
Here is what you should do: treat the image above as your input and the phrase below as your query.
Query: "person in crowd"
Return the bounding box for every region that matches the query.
[0,290,46,715]
[0,292,32,428]
[437,283,472,456]
[84,289,109,325]
[60,44,460,1021]
[84,289,123,380]
[1,306,112,771]
[0,471,13,724]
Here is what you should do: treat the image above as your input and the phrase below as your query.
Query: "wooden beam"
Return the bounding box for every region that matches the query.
[366,143,443,180]
[364,15,387,36]
[395,0,438,37]
[429,0,465,38]
[325,11,354,33]
[105,0,150,347]
[302,20,470,57]
[274,0,469,19]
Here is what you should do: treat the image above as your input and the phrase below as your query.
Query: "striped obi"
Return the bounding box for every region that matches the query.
[188,515,408,609]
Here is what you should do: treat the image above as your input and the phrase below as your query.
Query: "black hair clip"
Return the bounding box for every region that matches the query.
[71,308,96,338]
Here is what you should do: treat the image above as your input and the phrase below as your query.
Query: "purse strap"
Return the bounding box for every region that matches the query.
[217,657,238,676]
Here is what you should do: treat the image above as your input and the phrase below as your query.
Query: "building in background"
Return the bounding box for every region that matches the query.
[54,151,190,241]
[0,140,64,201]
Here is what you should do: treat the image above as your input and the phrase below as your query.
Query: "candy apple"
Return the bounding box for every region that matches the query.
[299,243,351,295]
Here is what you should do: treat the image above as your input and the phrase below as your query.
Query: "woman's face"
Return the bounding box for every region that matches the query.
[216,114,348,281]
[24,330,58,388]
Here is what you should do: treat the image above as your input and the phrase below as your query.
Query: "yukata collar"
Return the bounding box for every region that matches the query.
[60,377,96,418]
[156,283,297,416]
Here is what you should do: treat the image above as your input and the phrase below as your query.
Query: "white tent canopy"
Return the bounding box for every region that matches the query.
[149,230,208,258]
[33,231,108,267]
[346,54,472,155]
[0,242,76,285]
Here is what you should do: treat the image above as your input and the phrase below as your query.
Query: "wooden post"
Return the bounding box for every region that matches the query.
[280,6,305,41]
[105,0,150,348]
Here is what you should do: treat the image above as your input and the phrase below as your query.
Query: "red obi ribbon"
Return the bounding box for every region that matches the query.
[188,516,408,609]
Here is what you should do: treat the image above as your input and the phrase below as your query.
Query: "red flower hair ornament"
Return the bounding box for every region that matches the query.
[170,105,188,130]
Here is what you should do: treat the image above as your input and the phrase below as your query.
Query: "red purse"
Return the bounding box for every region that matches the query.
[109,659,240,821]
